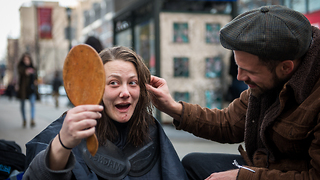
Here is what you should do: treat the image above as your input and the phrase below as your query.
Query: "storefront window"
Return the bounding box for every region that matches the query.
[309,0,320,13]
[115,28,132,48]
[93,3,101,21]
[173,23,189,43]
[174,57,189,77]
[206,23,221,44]
[205,56,222,78]
[174,92,190,102]
[291,0,307,13]
[84,10,90,27]
[134,19,156,75]
[205,90,222,109]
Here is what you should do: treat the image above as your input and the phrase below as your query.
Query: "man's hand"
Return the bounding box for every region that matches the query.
[146,75,182,120]
[205,169,239,180]
[146,76,171,110]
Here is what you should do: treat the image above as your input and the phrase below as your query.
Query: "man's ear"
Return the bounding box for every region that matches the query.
[277,60,294,78]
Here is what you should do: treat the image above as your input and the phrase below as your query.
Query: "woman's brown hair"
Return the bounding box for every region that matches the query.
[96,46,154,147]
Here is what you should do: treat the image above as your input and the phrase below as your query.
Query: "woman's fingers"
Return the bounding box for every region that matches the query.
[60,104,103,148]
[64,105,102,123]
[72,125,96,139]
[60,118,97,148]
[69,104,103,114]
[67,110,102,123]
[59,126,96,149]
[72,118,97,132]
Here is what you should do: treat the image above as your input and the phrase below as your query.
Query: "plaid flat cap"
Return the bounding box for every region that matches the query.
[220,5,312,61]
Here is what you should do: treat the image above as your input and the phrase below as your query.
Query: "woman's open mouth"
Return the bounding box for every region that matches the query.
[115,103,131,111]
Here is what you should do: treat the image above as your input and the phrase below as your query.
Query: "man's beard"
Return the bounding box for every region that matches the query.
[246,73,287,97]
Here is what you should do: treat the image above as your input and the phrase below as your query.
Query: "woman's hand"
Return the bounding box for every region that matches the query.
[49,104,103,170]
[59,104,103,149]
[25,67,34,75]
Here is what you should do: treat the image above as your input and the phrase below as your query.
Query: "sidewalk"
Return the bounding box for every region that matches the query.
[0,95,242,159]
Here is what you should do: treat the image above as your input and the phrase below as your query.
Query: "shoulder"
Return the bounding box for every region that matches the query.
[27,115,66,146]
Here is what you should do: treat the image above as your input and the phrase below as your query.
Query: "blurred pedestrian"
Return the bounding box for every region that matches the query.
[17,52,39,128]
[51,71,62,108]
[84,36,103,53]
[5,80,16,100]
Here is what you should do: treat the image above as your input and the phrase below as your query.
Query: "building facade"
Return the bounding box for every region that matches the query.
[111,0,236,122]
[19,1,71,83]
[238,0,320,28]
[4,39,19,86]
[74,0,114,49]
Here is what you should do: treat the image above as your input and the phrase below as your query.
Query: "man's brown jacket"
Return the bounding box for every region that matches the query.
[174,26,320,180]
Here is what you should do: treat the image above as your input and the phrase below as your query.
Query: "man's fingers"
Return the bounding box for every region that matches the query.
[146,84,157,94]
[149,75,165,88]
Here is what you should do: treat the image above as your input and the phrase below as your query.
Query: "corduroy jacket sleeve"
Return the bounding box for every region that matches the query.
[173,89,249,143]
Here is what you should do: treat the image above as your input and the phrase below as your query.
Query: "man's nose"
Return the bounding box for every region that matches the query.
[237,68,248,82]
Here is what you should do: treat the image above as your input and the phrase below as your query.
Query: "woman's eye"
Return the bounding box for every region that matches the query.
[110,81,119,86]
[129,81,138,85]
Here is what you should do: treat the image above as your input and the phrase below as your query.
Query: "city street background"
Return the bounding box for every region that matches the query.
[0,94,242,159]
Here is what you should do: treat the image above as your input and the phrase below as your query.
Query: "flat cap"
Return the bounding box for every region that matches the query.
[220,5,312,61]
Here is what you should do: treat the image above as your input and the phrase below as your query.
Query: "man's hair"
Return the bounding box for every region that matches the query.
[258,57,280,73]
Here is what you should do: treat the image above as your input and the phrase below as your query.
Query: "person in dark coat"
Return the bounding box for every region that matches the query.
[85,36,103,53]
[23,46,188,180]
[17,52,39,128]
[5,80,16,100]
[52,71,62,108]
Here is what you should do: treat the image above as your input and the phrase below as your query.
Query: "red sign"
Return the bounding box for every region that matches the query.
[304,10,320,29]
[37,7,53,39]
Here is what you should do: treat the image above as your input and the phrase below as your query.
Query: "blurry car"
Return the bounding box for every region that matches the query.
[38,84,66,96]
[0,84,5,95]
[38,84,52,95]
[59,86,67,96]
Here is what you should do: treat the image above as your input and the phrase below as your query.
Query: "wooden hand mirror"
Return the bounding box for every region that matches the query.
[63,44,105,156]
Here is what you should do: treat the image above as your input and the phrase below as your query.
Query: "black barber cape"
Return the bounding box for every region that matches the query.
[24,115,188,180]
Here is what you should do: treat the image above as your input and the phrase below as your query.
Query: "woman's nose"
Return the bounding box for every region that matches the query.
[119,85,130,98]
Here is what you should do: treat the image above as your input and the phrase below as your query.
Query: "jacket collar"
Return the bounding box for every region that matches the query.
[286,26,320,104]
